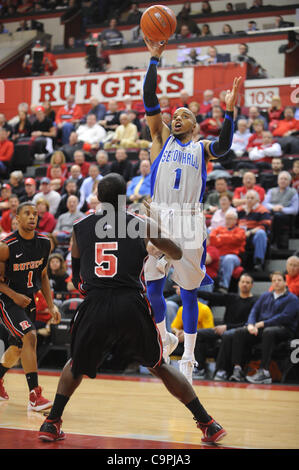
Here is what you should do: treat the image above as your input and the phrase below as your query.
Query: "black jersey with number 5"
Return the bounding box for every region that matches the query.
[1,231,51,298]
[73,211,148,292]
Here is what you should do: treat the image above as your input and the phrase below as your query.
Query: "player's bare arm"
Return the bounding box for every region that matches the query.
[41,266,61,324]
[203,76,242,161]
[143,37,170,162]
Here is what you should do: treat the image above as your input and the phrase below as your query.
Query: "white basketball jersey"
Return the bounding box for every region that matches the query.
[151,135,207,206]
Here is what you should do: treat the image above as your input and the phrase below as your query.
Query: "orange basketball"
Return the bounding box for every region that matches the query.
[140,5,177,42]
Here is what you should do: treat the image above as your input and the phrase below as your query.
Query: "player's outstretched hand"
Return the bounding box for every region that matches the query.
[225,76,242,111]
[144,36,168,59]
[49,305,61,325]
[13,293,32,309]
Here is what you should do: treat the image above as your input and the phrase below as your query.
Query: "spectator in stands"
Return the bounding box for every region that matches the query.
[231,119,252,157]
[285,256,299,297]
[222,24,233,35]
[30,105,56,158]
[126,1,142,23]
[109,148,133,183]
[200,106,224,138]
[49,166,66,193]
[76,113,106,150]
[194,273,257,380]
[233,171,265,207]
[291,159,299,193]
[176,2,201,37]
[0,24,9,34]
[210,193,237,231]
[68,164,84,190]
[233,44,266,79]
[204,177,233,214]
[209,210,246,293]
[11,109,32,142]
[263,171,299,249]
[0,128,14,174]
[96,150,111,177]
[246,119,265,154]
[126,160,151,204]
[0,184,12,215]
[238,190,272,271]
[197,234,220,298]
[53,195,84,242]
[36,198,56,234]
[201,1,212,14]
[132,148,150,177]
[100,18,124,46]
[46,150,68,179]
[55,178,86,218]
[247,106,268,132]
[16,20,30,31]
[1,195,19,233]
[201,24,212,37]
[188,101,203,125]
[250,0,263,8]
[84,96,106,122]
[226,3,234,12]
[229,271,299,384]
[23,41,58,76]
[9,170,26,200]
[272,107,299,154]
[268,96,284,132]
[0,113,13,137]
[43,100,56,123]
[32,177,61,215]
[275,15,294,29]
[248,131,282,167]
[59,132,84,162]
[259,157,284,192]
[99,100,120,132]
[19,177,37,203]
[247,20,258,32]
[73,150,90,178]
[199,89,214,117]
[47,253,69,298]
[176,24,195,40]
[79,164,102,207]
[55,94,83,145]
[200,46,221,65]
[104,112,150,149]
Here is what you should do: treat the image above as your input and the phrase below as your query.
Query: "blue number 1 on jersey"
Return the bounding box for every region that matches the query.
[174,168,182,190]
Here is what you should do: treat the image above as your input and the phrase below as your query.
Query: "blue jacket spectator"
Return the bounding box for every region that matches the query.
[127,160,151,203]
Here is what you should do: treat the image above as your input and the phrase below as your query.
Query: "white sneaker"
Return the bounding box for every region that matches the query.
[162,332,179,364]
[179,357,198,385]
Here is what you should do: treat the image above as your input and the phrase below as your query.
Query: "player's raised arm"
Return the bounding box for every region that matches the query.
[143,37,170,162]
[204,76,242,161]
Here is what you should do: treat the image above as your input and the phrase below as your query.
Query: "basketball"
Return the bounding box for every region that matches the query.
[140,5,177,42]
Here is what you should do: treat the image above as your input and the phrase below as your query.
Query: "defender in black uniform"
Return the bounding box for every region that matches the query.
[0,202,61,410]
[39,174,226,443]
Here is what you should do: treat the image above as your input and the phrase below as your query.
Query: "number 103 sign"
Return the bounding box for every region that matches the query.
[245,87,279,107]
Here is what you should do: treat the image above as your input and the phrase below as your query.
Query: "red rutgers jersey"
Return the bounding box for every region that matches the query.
[73,211,148,292]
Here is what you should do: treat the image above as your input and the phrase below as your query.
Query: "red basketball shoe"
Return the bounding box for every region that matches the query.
[196,418,227,443]
[39,418,65,442]
[28,386,52,412]
[0,378,9,400]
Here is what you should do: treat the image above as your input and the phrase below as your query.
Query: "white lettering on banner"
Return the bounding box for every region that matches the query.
[31,68,194,106]
[244,87,279,107]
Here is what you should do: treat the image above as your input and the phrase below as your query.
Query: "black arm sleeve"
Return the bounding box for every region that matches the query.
[208,111,234,157]
[71,257,80,290]
[143,57,161,116]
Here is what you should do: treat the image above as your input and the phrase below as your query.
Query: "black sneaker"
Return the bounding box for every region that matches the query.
[196,418,227,443]
[229,366,245,382]
[39,418,65,442]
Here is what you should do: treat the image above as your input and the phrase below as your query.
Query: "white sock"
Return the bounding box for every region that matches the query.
[182,332,197,359]
[157,319,167,342]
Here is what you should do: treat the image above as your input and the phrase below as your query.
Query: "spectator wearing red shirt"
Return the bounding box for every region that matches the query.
[200,106,224,138]
[285,256,299,297]
[48,166,66,193]
[246,119,264,152]
[46,150,68,179]
[199,89,214,117]
[73,150,90,178]
[0,184,12,215]
[0,128,14,174]
[36,198,56,233]
[268,96,284,132]
[272,107,299,154]
[1,195,19,233]
[55,95,83,145]
[233,171,265,207]
[291,159,299,193]
[248,131,282,165]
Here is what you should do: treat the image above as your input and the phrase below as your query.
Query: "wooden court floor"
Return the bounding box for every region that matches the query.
[0,370,299,450]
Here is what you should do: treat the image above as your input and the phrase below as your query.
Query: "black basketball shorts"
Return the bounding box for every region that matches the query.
[70,288,163,379]
[0,295,36,348]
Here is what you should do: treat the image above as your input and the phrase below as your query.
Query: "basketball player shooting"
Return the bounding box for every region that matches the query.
[143,37,242,384]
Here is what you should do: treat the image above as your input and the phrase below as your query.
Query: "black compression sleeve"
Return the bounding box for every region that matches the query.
[143,57,161,116]
[71,257,80,290]
[208,111,234,157]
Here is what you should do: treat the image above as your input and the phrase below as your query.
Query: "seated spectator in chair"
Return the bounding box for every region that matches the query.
[263,171,299,249]
[99,99,121,133]
[246,106,268,133]
[59,132,84,162]
[210,192,237,231]
[197,234,220,297]
[268,96,284,133]
[68,165,84,190]
[291,159,299,193]
[204,177,233,215]
[0,195,19,233]
[73,150,90,178]
[84,96,106,122]
[19,177,37,203]
[48,166,66,194]
[246,119,265,153]
[285,256,299,297]
[47,253,69,300]
[76,113,106,151]
[231,119,252,157]
[100,17,124,46]
[55,94,83,145]
[96,150,111,177]
[126,160,151,204]
[200,106,223,139]
[229,271,299,384]
[104,112,149,150]
[233,171,265,207]
[55,178,87,218]
[36,198,57,234]
[199,89,214,117]
[109,148,133,183]
[30,106,56,159]
[46,150,68,179]
[0,128,14,175]
[53,195,84,242]
[79,164,102,208]
[194,273,257,379]
[11,109,32,142]
[9,170,26,200]
[209,211,246,293]
[248,131,282,168]
[0,184,12,214]
[272,106,299,154]
[33,177,61,215]
[132,149,150,177]
[259,157,284,192]
[237,190,272,271]
[0,114,12,138]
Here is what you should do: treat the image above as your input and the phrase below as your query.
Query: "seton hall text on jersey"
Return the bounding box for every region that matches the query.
[13,258,44,271]
[161,148,199,170]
